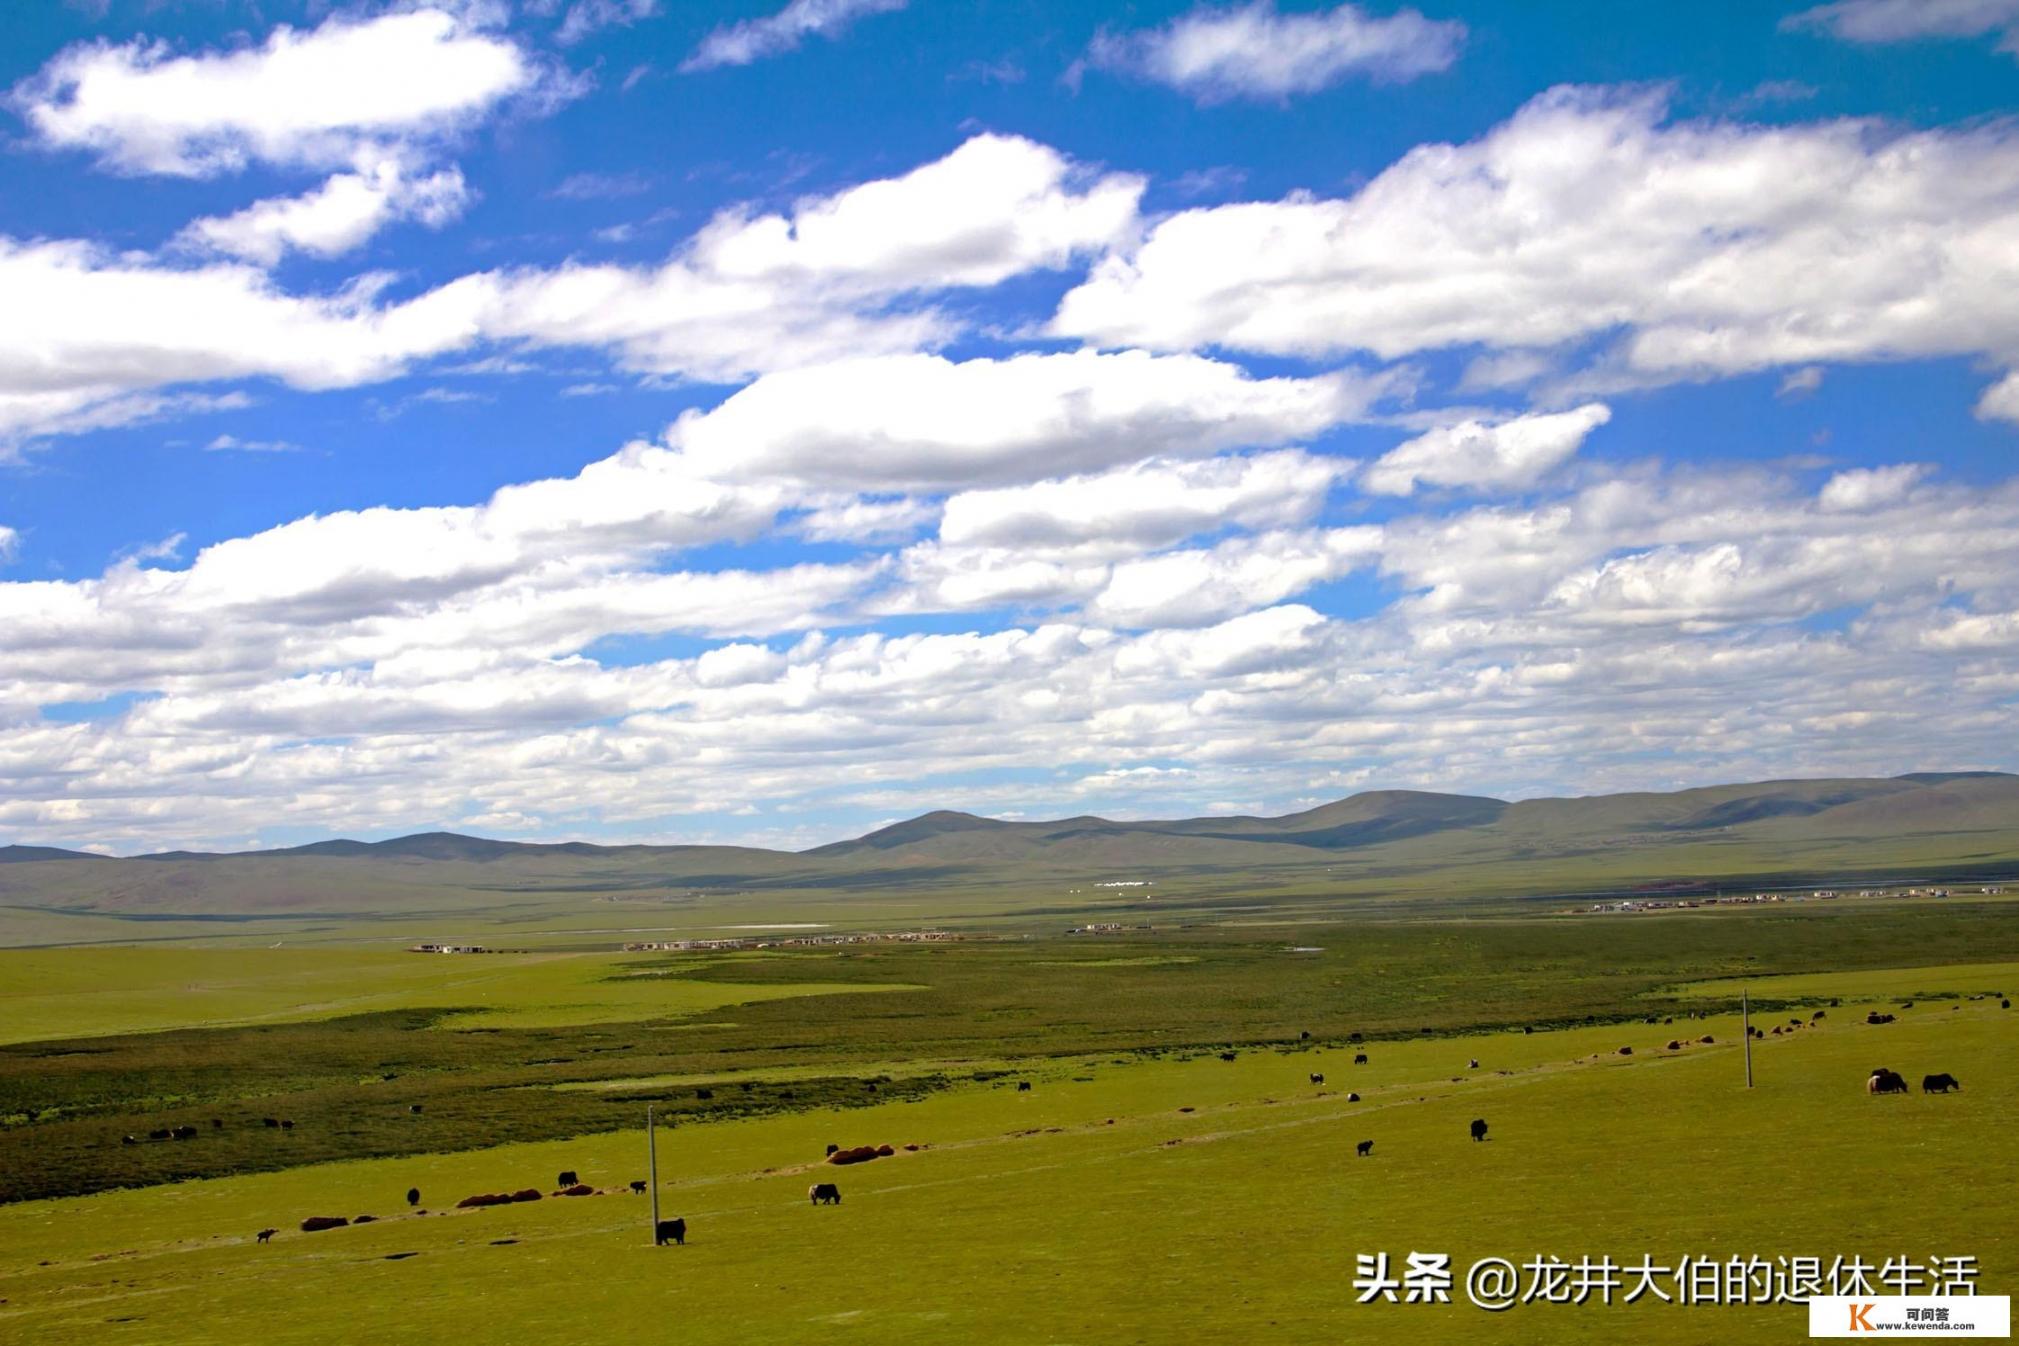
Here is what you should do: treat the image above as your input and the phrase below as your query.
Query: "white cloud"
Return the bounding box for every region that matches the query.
[177,155,471,266]
[667,350,1384,491]
[13,8,539,175]
[446,133,1142,382]
[1778,366,1826,399]
[1977,371,2019,423]
[937,449,1343,551]
[1086,1,1464,102]
[1784,0,2019,55]
[8,444,2019,851]
[0,237,485,445]
[1363,404,1610,496]
[684,0,907,72]
[1052,86,2019,412]
[794,497,938,544]
[556,0,660,45]
[204,434,305,454]
[1087,527,1380,627]
[0,135,1141,442]
[1818,463,1928,511]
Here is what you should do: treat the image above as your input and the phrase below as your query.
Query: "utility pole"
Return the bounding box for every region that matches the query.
[647,1104,660,1243]
[1741,986,1754,1089]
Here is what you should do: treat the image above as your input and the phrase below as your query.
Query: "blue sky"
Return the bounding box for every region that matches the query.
[2,0,2017,853]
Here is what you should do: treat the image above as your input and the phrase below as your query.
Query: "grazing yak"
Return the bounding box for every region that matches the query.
[148,1128,171,1140]
[122,1134,137,1145]
[556,1184,593,1197]
[1468,1059,1479,1069]
[630,1181,648,1194]
[1618,1047,1633,1056]
[1813,1011,1827,1020]
[1470,1118,1489,1142]
[1353,1054,1369,1065]
[299,1216,349,1232]
[262,1118,280,1128]
[406,1187,420,1207]
[557,1171,579,1188]
[1016,1082,1032,1092]
[409,1105,423,1114]
[1867,1012,1897,1025]
[1355,1140,1374,1158]
[255,1228,277,1244]
[280,1119,295,1130]
[1220,1052,1238,1062]
[809,1183,842,1205]
[1867,1069,1910,1095]
[1309,1073,1325,1085]
[655,1218,686,1247]
[1922,1073,1961,1094]
[1300,1030,1310,1040]
[1346,1092,1360,1102]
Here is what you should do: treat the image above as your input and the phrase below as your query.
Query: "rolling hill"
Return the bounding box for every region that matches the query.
[1,773,2015,932]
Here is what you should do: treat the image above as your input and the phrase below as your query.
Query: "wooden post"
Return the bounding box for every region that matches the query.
[1742,986,1754,1089]
[647,1104,660,1243]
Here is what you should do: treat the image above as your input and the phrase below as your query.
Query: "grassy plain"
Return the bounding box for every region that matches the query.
[1,903,2015,1343]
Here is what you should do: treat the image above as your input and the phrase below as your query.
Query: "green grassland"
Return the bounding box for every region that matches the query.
[1,901,2015,1342]
[0,946,915,1044]
[0,975,2010,1345]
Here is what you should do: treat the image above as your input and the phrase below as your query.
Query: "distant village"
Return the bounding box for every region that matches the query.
[621,929,981,952]
[1576,884,2005,915]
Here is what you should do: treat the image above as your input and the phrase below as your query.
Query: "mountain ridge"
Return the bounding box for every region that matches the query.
[5,772,2012,864]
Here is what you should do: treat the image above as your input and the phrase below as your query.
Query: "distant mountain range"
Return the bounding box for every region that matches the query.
[3,772,2016,919]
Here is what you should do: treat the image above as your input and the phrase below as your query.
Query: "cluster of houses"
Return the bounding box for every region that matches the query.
[406,942,490,954]
[1063,922,1152,936]
[621,929,977,952]
[1578,883,2007,915]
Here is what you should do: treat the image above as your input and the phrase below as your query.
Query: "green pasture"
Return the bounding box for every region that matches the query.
[0,946,915,1044]
[0,976,2010,1345]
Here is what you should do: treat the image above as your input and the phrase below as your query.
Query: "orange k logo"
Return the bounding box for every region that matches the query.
[1848,1302,1875,1331]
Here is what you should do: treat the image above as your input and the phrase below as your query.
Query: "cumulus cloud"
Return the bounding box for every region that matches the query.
[0,135,1141,442]
[8,450,2019,850]
[1818,463,1928,511]
[12,8,539,175]
[667,350,1384,490]
[684,0,908,72]
[1085,1,1464,102]
[438,133,1143,382]
[937,450,1343,551]
[0,237,484,445]
[176,155,471,266]
[1052,86,2019,412]
[1363,404,1610,496]
[1783,0,2019,56]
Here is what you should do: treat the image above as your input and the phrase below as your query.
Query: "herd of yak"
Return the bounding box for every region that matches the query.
[225,997,1993,1248]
